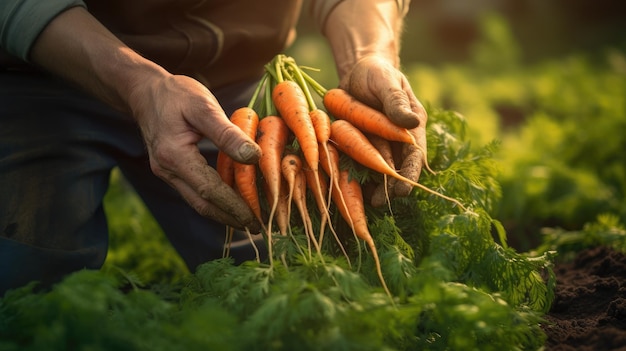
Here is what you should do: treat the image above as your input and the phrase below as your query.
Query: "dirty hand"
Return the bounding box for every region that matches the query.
[129,74,262,231]
[340,56,428,207]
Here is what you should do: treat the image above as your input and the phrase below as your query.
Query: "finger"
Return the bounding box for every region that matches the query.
[172,177,256,229]
[383,79,427,130]
[368,134,398,207]
[370,177,398,208]
[170,176,262,232]
[394,143,423,198]
[345,56,421,129]
[152,146,261,231]
[182,84,261,164]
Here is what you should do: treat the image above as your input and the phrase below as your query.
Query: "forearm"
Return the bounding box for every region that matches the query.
[322,0,407,80]
[29,6,169,114]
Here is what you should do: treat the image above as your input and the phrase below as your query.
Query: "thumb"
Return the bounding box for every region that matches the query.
[345,56,421,129]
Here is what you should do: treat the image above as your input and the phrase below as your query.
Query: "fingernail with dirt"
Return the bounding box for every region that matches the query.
[237,142,260,162]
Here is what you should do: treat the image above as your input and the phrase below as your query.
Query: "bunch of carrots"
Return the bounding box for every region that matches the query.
[216,54,466,297]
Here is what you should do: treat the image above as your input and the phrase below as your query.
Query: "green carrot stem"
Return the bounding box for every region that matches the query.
[265,74,277,116]
[299,69,328,97]
[248,73,269,110]
[275,55,285,83]
[284,59,317,112]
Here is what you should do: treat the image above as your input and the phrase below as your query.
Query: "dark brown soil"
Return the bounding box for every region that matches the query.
[543,246,626,351]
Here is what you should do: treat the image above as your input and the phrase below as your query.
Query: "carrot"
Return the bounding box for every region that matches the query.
[309,108,331,144]
[324,88,416,146]
[281,153,315,258]
[324,88,437,175]
[230,107,264,225]
[334,168,392,300]
[216,151,235,188]
[256,115,289,237]
[330,120,467,212]
[275,180,290,237]
[272,78,321,173]
[309,108,335,201]
[272,79,335,255]
[281,153,301,222]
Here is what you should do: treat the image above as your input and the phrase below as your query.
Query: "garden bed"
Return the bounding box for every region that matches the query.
[544,246,626,350]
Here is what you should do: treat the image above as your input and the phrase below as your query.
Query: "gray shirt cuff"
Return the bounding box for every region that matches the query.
[0,0,86,61]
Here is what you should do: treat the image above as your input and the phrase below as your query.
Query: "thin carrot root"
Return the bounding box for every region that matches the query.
[223,226,234,258]
[330,120,467,213]
[383,175,393,216]
[365,237,392,301]
[294,168,323,259]
[304,165,352,268]
[244,227,261,264]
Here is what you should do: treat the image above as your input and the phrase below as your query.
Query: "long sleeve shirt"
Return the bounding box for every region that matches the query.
[0,0,409,88]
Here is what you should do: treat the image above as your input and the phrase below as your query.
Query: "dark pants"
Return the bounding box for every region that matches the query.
[0,71,266,295]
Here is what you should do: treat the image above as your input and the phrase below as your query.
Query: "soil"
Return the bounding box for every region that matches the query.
[542,246,626,351]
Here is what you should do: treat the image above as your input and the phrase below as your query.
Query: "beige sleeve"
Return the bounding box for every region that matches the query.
[308,0,410,31]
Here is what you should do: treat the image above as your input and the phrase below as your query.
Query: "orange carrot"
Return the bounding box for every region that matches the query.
[273,81,319,172]
[324,88,416,146]
[330,119,466,211]
[310,108,331,144]
[275,179,290,237]
[281,153,314,257]
[230,107,264,224]
[325,88,437,175]
[216,151,235,188]
[310,109,335,203]
[256,115,289,236]
[281,153,301,218]
[334,168,392,299]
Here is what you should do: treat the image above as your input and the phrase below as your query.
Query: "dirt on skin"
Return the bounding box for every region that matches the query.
[542,246,626,351]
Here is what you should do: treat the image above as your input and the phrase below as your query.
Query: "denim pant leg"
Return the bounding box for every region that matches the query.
[0,72,130,294]
[0,72,266,295]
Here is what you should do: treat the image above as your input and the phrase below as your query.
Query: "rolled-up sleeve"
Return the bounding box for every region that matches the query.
[0,0,85,61]
[309,0,411,30]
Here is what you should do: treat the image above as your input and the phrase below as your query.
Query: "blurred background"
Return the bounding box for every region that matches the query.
[296,0,626,66]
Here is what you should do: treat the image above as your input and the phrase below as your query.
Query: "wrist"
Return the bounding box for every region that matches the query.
[118,52,171,117]
[29,6,171,114]
[323,0,403,79]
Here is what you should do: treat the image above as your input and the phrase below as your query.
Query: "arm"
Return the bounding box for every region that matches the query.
[320,0,428,205]
[2,4,262,230]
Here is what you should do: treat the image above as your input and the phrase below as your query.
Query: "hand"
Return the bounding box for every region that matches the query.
[340,56,428,207]
[129,74,263,231]
[26,7,262,230]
